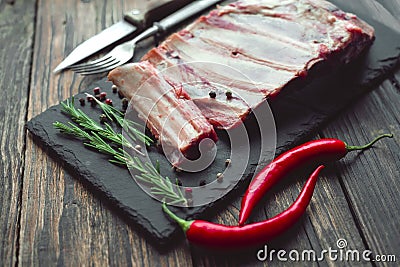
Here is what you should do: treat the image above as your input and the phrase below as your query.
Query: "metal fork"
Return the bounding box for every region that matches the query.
[70,0,221,75]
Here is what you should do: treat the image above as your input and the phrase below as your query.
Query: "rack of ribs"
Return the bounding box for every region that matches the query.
[108,0,374,166]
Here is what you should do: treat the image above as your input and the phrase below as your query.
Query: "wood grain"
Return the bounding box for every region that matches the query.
[320,2,399,264]
[321,77,400,265]
[19,0,192,266]
[187,141,369,267]
[2,0,398,266]
[190,1,400,264]
[0,0,35,266]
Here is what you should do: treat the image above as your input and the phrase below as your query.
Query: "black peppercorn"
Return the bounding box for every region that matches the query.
[225,159,231,167]
[100,114,107,124]
[90,99,97,107]
[122,98,129,110]
[199,180,206,186]
[112,85,118,93]
[79,98,85,106]
[217,173,224,183]
[209,91,216,98]
[225,90,233,99]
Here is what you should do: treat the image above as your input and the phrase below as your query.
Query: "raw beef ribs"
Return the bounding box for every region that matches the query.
[108,0,374,164]
[108,61,217,167]
[142,0,374,129]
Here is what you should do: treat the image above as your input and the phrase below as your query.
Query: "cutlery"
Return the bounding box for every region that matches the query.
[70,0,222,75]
[53,0,192,74]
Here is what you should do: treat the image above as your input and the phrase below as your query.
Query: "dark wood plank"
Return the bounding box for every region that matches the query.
[192,2,400,265]
[185,4,400,264]
[17,0,399,266]
[197,85,399,265]
[0,0,35,266]
[189,163,369,266]
[320,2,400,263]
[20,0,193,265]
[321,73,400,265]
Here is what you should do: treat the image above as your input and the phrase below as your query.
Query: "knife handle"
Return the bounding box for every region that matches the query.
[157,0,221,31]
[124,0,193,29]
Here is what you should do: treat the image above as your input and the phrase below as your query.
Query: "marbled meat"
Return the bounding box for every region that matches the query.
[108,0,374,164]
[108,61,217,166]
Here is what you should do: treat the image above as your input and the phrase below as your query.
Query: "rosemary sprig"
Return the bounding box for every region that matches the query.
[53,97,187,206]
[53,121,129,164]
[86,93,152,146]
[60,98,103,132]
[59,97,147,155]
[85,93,125,126]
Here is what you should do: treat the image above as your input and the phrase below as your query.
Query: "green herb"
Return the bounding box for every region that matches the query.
[53,120,133,165]
[53,97,187,206]
[86,93,152,146]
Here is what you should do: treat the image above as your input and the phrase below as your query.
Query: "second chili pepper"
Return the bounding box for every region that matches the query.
[239,134,392,226]
[163,165,324,249]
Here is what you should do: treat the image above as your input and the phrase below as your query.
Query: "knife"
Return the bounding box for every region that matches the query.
[53,0,192,73]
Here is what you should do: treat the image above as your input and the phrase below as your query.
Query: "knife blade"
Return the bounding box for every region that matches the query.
[54,0,192,73]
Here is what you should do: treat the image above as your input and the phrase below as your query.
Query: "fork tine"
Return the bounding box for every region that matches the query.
[79,62,121,76]
[70,57,114,72]
[70,55,113,70]
[79,61,123,75]
[74,58,119,73]
[70,57,113,71]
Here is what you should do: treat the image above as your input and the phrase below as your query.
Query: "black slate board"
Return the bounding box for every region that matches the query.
[26,0,400,249]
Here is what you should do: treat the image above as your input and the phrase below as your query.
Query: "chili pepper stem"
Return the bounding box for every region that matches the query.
[346,134,393,152]
[162,202,193,232]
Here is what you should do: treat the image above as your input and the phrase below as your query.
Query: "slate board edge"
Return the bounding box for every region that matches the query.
[25,0,400,248]
[25,49,400,249]
[25,102,257,249]
[26,115,181,249]
[279,57,400,149]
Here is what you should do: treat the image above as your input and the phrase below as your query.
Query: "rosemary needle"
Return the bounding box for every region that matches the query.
[85,93,152,146]
[59,97,145,155]
[53,97,187,206]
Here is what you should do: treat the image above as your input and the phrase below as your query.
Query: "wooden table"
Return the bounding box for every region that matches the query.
[1,0,399,266]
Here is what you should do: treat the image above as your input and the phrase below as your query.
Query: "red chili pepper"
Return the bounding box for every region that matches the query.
[239,134,392,226]
[163,165,324,249]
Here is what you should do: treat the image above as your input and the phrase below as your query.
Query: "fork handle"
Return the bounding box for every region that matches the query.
[157,0,221,31]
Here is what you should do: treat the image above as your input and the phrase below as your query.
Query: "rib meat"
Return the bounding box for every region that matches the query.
[142,0,374,129]
[108,61,217,167]
[108,0,374,165]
